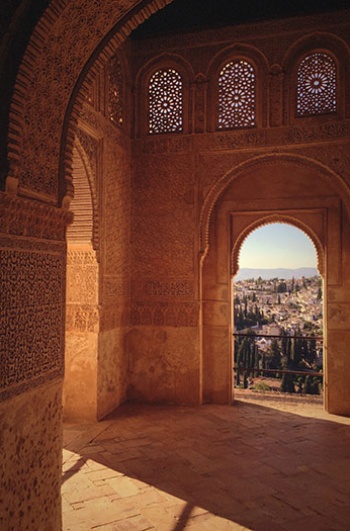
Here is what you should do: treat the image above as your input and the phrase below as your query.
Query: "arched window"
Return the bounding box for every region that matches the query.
[296,52,337,117]
[218,60,256,129]
[148,68,183,134]
[108,56,123,127]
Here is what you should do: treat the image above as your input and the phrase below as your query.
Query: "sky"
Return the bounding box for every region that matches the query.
[239,223,317,269]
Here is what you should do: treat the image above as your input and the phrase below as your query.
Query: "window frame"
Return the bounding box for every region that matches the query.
[147,67,184,135]
[216,58,257,131]
[295,50,338,119]
[135,55,193,138]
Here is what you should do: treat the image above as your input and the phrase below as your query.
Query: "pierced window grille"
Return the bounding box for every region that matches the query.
[296,52,337,116]
[148,68,183,134]
[108,56,123,126]
[218,60,256,129]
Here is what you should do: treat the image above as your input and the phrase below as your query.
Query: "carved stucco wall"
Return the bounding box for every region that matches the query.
[98,113,132,419]
[128,11,350,410]
[64,92,132,420]
[0,194,71,528]
[1,2,176,528]
[128,146,200,404]
[7,0,174,202]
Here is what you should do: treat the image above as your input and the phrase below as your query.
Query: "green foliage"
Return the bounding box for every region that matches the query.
[253,381,271,392]
[233,274,323,396]
[277,281,287,293]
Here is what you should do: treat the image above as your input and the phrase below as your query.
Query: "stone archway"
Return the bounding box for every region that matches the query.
[200,155,350,416]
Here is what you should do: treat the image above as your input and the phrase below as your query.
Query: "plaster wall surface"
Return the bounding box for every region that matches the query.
[65,105,132,420]
[129,13,350,411]
[0,379,63,530]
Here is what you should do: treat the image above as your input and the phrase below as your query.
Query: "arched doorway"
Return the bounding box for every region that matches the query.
[233,222,323,400]
[200,154,349,415]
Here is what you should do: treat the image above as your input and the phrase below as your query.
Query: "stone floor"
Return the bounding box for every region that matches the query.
[62,394,350,530]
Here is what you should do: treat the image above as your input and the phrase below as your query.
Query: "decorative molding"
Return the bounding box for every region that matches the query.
[141,136,192,154]
[132,280,194,299]
[0,191,73,240]
[130,303,199,327]
[199,153,350,256]
[66,249,98,265]
[0,243,65,400]
[136,120,350,154]
[7,0,175,202]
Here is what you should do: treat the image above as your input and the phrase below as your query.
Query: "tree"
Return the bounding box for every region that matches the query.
[277,281,287,293]
[269,339,282,374]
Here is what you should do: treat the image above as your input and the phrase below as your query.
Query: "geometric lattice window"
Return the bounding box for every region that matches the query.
[218,60,256,129]
[108,56,123,127]
[148,68,183,134]
[296,52,337,117]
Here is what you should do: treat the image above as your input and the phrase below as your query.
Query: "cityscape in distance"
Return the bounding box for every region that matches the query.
[233,269,323,395]
[235,267,319,281]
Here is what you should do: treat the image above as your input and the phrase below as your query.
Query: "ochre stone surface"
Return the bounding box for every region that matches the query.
[97,328,128,420]
[0,379,63,531]
[127,327,200,405]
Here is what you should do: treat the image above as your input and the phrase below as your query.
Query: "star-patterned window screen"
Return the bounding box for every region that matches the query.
[148,68,183,134]
[296,52,336,116]
[218,60,256,129]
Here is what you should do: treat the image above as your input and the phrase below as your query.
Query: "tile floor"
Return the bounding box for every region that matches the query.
[62,393,350,530]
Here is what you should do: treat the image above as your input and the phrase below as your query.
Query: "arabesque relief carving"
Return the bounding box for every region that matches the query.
[0,246,65,398]
[144,280,194,298]
[0,193,72,239]
[130,303,199,327]
[8,0,174,201]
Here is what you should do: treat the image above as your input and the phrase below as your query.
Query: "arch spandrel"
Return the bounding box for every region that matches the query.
[199,153,350,257]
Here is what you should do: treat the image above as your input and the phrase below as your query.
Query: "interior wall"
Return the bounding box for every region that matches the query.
[0,193,70,529]
[200,157,350,415]
[64,142,100,420]
[98,113,132,419]
[127,147,201,404]
[0,380,63,530]
[129,13,350,410]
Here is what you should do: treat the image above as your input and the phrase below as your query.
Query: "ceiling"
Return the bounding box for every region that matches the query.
[132,0,350,39]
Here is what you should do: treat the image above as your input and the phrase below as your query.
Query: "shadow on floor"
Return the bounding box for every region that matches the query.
[62,400,350,530]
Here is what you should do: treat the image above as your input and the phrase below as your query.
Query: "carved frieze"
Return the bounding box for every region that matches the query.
[141,136,192,154]
[66,249,98,265]
[132,280,194,299]
[79,102,98,130]
[0,244,65,399]
[0,192,73,240]
[65,304,99,333]
[130,303,199,327]
[284,121,350,145]
[137,120,350,155]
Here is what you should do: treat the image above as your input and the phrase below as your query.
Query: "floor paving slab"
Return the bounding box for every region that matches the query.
[63,396,350,530]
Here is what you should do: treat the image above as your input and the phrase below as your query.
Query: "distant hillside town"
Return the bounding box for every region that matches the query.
[233,272,323,395]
